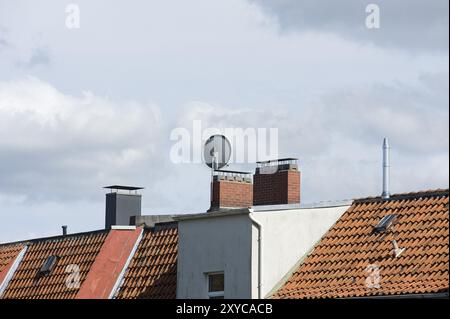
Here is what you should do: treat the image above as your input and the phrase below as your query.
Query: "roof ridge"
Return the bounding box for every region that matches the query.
[0,229,109,247]
[354,188,449,203]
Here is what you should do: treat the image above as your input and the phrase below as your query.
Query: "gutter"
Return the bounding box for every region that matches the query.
[249,212,263,299]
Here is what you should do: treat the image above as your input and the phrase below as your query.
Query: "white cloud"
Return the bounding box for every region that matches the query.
[0,1,448,242]
[251,0,449,51]
[174,75,449,202]
[0,75,448,243]
[0,77,163,202]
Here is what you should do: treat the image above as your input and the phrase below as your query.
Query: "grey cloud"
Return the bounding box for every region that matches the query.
[18,47,51,69]
[0,1,448,242]
[0,26,10,50]
[16,47,51,69]
[0,74,448,242]
[0,36,8,49]
[178,71,449,201]
[250,0,449,51]
[319,80,449,154]
[0,78,165,203]
[27,48,50,67]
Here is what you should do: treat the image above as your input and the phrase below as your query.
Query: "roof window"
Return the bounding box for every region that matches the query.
[37,255,58,277]
[373,214,397,233]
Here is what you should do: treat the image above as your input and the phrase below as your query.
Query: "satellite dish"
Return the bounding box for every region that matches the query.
[204,135,231,169]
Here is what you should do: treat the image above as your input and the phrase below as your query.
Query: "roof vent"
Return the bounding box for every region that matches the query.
[373,214,397,233]
[37,255,59,277]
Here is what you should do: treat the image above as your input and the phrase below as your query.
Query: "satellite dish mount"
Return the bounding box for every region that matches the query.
[203,135,232,197]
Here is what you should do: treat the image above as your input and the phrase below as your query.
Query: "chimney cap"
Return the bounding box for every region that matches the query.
[256,158,298,166]
[214,169,252,176]
[104,185,144,191]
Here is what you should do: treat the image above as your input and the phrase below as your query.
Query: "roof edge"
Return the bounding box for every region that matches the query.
[0,246,28,297]
[173,208,250,221]
[354,188,449,204]
[109,228,145,299]
[252,200,353,212]
[0,229,109,247]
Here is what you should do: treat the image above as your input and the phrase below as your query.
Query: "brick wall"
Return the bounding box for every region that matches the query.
[210,179,253,209]
[253,169,300,205]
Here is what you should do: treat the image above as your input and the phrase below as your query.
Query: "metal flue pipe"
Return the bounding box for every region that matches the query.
[382,137,390,199]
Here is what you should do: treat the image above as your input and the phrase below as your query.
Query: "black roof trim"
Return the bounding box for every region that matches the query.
[104,185,144,191]
[151,221,178,232]
[354,189,449,204]
[0,229,109,247]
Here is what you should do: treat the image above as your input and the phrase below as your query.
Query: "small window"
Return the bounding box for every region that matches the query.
[207,273,224,299]
[38,255,58,277]
[373,214,397,233]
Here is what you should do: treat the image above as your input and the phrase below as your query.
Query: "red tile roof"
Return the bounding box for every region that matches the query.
[114,224,178,299]
[76,227,143,299]
[0,224,179,299]
[0,243,25,293]
[273,189,449,299]
[0,243,24,274]
[1,231,108,299]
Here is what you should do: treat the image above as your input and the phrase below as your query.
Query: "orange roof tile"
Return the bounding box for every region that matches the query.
[76,227,143,299]
[0,243,24,274]
[0,223,179,299]
[273,189,449,299]
[114,224,178,299]
[1,231,108,299]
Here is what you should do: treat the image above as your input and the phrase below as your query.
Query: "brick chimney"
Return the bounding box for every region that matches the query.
[253,158,300,206]
[209,170,253,211]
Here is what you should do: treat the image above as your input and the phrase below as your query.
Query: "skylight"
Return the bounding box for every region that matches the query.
[37,255,58,277]
[373,214,397,233]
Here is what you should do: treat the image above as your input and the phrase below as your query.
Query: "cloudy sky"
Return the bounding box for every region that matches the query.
[0,0,448,242]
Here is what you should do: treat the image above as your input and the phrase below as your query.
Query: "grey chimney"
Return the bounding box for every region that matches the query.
[62,225,67,236]
[104,185,143,229]
[382,138,390,199]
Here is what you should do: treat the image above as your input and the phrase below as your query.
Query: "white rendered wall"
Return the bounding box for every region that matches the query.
[250,205,350,298]
[176,204,350,299]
